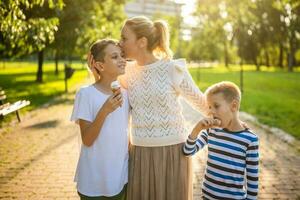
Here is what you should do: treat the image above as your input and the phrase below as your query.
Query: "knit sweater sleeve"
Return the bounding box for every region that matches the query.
[169,59,207,115]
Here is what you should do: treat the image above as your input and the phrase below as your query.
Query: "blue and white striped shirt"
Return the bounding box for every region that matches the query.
[183,128,259,200]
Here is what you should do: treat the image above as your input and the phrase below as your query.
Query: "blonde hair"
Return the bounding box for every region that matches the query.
[205,81,241,104]
[124,16,173,59]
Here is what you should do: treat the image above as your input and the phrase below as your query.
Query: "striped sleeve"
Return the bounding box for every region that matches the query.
[183,130,208,156]
[245,136,259,200]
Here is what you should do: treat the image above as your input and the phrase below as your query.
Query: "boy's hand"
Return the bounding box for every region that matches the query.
[101,89,123,115]
[189,118,221,140]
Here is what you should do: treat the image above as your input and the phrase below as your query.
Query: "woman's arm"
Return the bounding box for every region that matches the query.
[87,52,100,81]
[170,59,207,115]
[178,70,207,114]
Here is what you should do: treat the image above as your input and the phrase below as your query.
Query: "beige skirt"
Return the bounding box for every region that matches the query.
[127,143,193,200]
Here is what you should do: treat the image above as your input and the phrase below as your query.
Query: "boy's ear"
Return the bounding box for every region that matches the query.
[231,99,239,112]
[137,37,147,48]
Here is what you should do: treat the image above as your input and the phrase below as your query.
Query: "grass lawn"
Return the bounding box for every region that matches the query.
[1,61,299,139]
[189,64,300,139]
[0,61,90,123]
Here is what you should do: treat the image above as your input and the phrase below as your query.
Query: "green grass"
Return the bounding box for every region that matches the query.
[1,61,299,139]
[0,61,90,123]
[189,64,300,139]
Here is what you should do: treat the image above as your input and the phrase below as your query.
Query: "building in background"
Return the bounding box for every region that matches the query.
[124,0,183,18]
[124,0,192,42]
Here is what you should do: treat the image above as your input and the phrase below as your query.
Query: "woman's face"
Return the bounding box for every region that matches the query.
[120,25,139,60]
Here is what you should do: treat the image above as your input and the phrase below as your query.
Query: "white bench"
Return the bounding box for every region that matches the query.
[0,90,30,122]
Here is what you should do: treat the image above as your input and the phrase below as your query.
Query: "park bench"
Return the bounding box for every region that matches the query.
[0,88,30,122]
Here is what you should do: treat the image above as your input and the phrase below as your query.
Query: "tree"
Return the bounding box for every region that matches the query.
[0,0,63,82]
[0,0,63,57]
[74,0,126,58]
[275,0,300,71]
[191,0,238,65]
[189,0,300,70]
[50,0,126,75]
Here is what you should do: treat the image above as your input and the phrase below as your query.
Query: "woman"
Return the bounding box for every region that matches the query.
[118,16,206,200]
[88,16,206,200]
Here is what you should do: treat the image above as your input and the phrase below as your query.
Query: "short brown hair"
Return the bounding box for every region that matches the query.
[205,81,241,103]
[90,39,118,62]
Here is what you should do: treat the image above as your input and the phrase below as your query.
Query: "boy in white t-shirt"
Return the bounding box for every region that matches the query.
[71,39,128,200]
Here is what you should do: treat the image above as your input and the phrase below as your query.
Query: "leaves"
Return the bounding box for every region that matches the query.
[50,0,126,60]
[0,0,126,59]
[0,0,63,58]
[189,0,300,68]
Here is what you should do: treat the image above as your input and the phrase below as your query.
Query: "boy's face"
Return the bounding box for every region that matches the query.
[206,93,237,128]
[97,44,126,77]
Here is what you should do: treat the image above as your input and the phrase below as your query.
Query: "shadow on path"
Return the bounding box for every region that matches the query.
[0,132,77,186]
[24,120,60,129]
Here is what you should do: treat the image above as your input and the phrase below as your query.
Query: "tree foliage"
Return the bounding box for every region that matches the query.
[74,0,126,58]
[52,0,126,60]
[0,0,64,57]
[189,0,300,70]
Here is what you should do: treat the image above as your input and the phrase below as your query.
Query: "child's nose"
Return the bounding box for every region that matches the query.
[120,57,126,63]
[208,108,215,115]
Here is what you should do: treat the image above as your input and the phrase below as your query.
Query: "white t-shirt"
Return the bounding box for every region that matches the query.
[70,85,129,197]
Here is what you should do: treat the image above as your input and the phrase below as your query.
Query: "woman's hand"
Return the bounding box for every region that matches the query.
[240,120,249,129]
[87,52,100,81]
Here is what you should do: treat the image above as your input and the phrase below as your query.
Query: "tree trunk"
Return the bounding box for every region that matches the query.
[254,57,260,71]
[259,55,263,66]
[36,50,44,83]
[265,49,270,67]
[288,52,294,72]
[240,59,244,94]
[224,39,229,68]
[67,55,72,65]
[55,49,59,75]
[278,43,283,68]
[288,33,296,72]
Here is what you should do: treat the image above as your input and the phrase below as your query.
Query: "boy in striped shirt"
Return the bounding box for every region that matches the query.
[183,81,259,200]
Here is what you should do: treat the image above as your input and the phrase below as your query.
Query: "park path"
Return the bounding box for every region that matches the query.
[0,94,299,200]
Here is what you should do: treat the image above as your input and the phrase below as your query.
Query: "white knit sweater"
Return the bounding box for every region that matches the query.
[119,59,206,147]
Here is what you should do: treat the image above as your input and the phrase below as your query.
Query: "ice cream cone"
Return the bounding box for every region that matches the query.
[111,80,120,93]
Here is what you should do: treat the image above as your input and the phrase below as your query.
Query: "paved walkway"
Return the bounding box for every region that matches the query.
[0,95,299,200]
